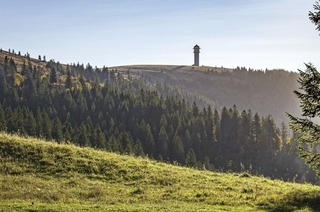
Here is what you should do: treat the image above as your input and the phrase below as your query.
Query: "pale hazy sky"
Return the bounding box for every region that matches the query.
[1,0,319,71]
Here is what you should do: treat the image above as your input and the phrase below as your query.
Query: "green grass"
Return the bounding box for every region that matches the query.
[0,133,320,211]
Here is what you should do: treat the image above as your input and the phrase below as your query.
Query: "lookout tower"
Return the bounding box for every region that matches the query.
[193,44,200,66]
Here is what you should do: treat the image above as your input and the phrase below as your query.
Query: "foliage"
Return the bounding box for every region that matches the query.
[288,1,320,177]
[309,0,320,31]
[288,64,320,177]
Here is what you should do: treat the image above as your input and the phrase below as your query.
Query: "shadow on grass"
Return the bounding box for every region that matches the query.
[261,190,320,212]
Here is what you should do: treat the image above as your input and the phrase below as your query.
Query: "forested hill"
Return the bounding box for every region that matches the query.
[0,49,317,183]
[112,65,300,125]
[0,49,300,124]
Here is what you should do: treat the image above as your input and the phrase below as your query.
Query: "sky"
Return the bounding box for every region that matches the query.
[1,0,319,71]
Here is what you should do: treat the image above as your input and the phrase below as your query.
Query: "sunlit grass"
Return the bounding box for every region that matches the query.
[0,132,319,211]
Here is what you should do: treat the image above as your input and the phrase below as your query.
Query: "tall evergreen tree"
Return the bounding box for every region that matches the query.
[0,106,6,131]
[0,71,9,97]
[158,125,169,158]
[220,107,231,143]
[134,139,144,156]
[288,63,320,176]
[213,109,220,142]
[25,112,37,136]
[171,131,185,163]
[185,148,197,168]
[93,125,106,149]
[76,123,89,147]
[63,121,73,142]
[42,112,52,140]
[65,70,72,89]
[252,113,261,146]
[52,117,63,142]
[288,1,320,177]
[50,68,57,83]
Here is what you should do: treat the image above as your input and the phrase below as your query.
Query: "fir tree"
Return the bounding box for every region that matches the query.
[25,112,37,136]
[288,65,320,176]
[134,139,144,156]
[63,121,73,142]
[65,70,72,89]
[76,123,89,147]
[93,125,106,149]
[158,125,169,158]
[185,148,197,167]
[52,117,63,142]
[42,112,52,140]
[0,106,6,131]
[171,132,185,163]
[0,71,9,97]
[287,1,320,177]
[50,68,57,83]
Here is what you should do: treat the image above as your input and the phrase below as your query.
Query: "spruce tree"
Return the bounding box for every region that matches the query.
[134,139,144,156]
[0,71,9,96]
[288,1,320,177]
[309,0,320,31]
[0,106,6,131]
[63,121,73,142]
[158,125,169,158]
[52,117,63,142]
[93,125,106,149]
[50,68,57,83]
[288,63,320,176]
[76,123,89,147]
[171,131,185,163]
[42,112,52,140]
[65,70,72,89]
[185,148,197,167]
[25,112,37,136]
[252,113,261,145]
[220,107,231,142]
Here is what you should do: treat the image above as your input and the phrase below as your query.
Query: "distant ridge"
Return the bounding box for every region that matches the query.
[110,64,233,72]
[110,64,300,124]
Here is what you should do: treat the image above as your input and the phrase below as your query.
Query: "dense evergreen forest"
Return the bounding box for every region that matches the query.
[0,50,318,183]
[114,65,300,125]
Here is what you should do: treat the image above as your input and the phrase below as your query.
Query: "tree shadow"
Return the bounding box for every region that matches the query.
[260,190,320,212]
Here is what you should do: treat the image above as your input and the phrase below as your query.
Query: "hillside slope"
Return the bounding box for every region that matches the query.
[112,65,300,124]
[0,133,320,211]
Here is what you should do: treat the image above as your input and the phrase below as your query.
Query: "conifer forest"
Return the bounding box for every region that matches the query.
[0,53,318,183]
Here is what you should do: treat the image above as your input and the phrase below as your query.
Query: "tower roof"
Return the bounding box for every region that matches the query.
[193,44,200,49]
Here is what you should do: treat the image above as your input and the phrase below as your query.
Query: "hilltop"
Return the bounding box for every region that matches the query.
[0,132,320,211]
[111,64,300,124]
[111,64,232,72]
[0,49,47,69]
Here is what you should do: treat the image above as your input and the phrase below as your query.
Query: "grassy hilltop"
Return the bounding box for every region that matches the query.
[0,133,320,211]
